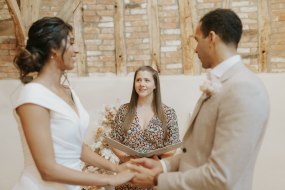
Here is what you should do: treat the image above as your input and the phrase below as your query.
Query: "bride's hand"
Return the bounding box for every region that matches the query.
[109,170,134,186]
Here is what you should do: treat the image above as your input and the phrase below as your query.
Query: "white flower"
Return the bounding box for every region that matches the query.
[92,141,102,150]
[101,148,120,163]
[200,72,222,97]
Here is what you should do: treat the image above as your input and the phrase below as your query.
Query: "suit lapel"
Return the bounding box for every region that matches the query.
[183,62,244,141]
[183,93,209,140]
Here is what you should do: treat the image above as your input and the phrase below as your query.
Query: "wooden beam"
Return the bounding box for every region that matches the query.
[20,0,41,29]
[258,0,271,72]
[114,0,127,75]
[73,1,88,76]
[148,0,160,72]
[5,0,26,47]
[56,0,81,22]
[223,0,231,8]
[178,0,199,74]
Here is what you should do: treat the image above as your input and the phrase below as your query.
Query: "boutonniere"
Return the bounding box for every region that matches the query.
[200,73,222,97]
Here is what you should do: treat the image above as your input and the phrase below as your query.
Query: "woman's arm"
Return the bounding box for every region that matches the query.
[81,144,124,172]
[17,104,133,187]
[158,150,176,159]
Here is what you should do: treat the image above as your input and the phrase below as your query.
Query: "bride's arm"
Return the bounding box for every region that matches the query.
[80,144,124,172]
[17,104,133,187]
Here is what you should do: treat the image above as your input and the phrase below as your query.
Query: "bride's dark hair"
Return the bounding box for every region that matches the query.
[14,17,73,83]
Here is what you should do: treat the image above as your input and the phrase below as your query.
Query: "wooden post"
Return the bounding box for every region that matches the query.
[114,0,127,75]
[20,0,41,30]
[5,0,26,47]
[178,0,199,74]
[56,0,81,22]
[223,0,231,8]
[148,0,160,72]
[74,1,88,76]
[258,0,271,72]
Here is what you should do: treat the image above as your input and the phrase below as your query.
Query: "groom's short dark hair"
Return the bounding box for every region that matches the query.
[200,8,242,47]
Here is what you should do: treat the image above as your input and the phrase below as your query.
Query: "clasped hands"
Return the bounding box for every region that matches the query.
[123,156,163,188]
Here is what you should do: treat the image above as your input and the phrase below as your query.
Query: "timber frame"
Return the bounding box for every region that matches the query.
[4,0,272,76]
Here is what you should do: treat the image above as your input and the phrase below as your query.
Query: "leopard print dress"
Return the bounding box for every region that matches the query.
[110,103,181,190]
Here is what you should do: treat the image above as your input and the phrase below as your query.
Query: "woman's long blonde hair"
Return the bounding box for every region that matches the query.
[123,66,167,139]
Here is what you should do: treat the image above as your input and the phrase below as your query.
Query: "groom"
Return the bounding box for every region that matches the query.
[128,8,270,190]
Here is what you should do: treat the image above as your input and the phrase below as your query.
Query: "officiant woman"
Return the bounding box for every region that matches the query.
[110,65,181,190]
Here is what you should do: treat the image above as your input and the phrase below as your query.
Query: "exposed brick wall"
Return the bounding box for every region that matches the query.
[232,0,259,71]
[159,0,182,74]
[124,0,148,72]
[83,0,116,74]
[0,0,285,79]
[0,36,17,78]
[270,0,285,72]
[0,0,17,79]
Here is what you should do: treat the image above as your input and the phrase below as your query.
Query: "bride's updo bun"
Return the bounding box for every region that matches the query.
[13,17,73,84]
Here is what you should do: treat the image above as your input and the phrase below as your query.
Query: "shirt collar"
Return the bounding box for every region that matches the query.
[210,55,242,79]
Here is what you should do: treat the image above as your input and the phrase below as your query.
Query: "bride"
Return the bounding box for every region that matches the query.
[12,17,133,190]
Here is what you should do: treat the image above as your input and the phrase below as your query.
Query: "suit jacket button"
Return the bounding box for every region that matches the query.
[182,147,187,153]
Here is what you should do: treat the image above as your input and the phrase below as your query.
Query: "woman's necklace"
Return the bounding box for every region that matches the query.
[60,85,75,107]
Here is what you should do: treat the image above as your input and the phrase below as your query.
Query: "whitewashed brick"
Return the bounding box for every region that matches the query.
[232,1,250,7]
[141,3,147,9]
[162,29,180,35]
[243,19,257,24]
[161,46,177,52]
[131,9,146,15]
[143,38,149,43]
[271,57,285,63]
[98,22,114,28]
[165,40,181,46]
[101,16,113,22]
[125,33,131,38]
[241,7,258,13]
[237,48,251,54]
[85,39,102,45]
[127,55,134,61]
[87,51,102,56]
[197,3,214,9]
[164,5,178,10]
[243,25,250,30]
[166,63,182,69]
[238,13,249,19]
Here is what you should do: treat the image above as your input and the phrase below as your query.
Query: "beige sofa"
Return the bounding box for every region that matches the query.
[1,74,285,190]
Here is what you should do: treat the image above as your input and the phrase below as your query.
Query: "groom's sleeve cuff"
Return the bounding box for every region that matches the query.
[160,159,168,173]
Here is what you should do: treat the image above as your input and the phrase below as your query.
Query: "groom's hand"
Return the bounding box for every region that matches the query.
[130,157,163,174]
[126,158,163,187]
[127,164,157,187]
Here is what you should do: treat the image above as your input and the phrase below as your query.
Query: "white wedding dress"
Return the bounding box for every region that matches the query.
[12,83,89,190]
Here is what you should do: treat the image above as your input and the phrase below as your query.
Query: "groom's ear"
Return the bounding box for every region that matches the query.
[208,31,217,43]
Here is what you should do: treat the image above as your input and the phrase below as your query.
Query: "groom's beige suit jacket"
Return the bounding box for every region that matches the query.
[158,62,270,190]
